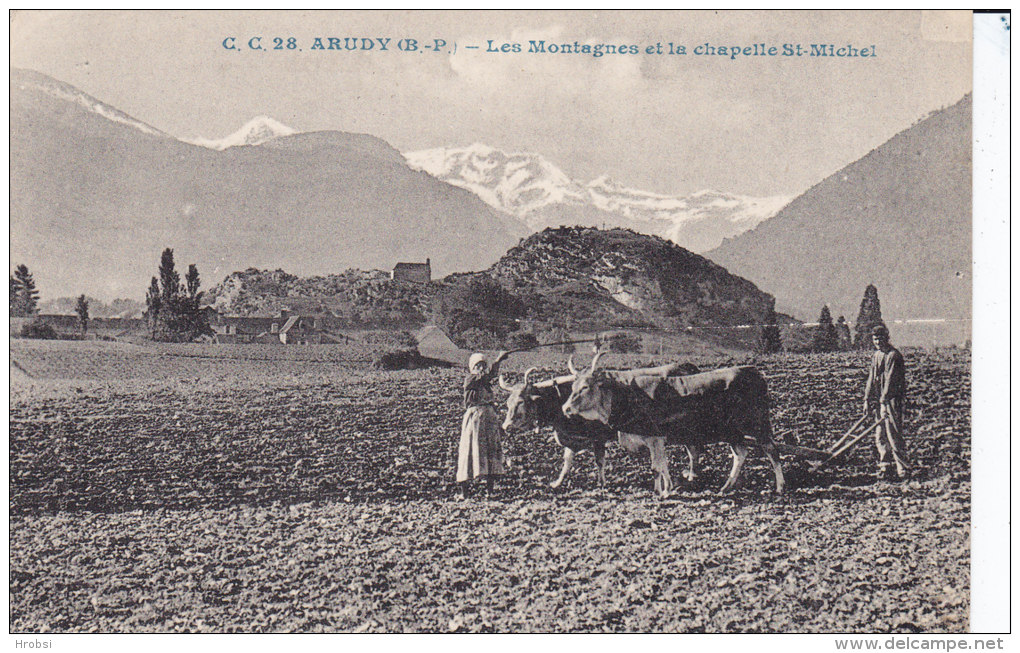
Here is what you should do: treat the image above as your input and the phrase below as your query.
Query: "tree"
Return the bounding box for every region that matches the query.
[185,264,201,299]
[853,284,886,349]
[179,263,210,339]
[144,277,162,338]
[10,278,19,315]
[835,315,852,351]
[10,264,40,316]
[144,249,212,342]
[812,305,839,352]
[159,249,182,304]
[430,274,524,347]
[75,295,90,335]
[757,302,783,354]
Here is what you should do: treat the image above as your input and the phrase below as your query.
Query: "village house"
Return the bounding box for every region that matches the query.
[208,308,343,345]
[391,258,431,284]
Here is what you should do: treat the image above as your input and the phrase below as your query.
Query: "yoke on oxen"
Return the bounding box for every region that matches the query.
[497,359,701,490]
[562,354,785,497]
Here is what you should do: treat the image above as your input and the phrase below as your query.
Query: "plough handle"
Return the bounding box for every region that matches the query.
[809,416,884,473]
[826,414,871,453]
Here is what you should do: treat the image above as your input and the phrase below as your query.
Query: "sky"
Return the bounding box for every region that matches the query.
[10,10,972,197]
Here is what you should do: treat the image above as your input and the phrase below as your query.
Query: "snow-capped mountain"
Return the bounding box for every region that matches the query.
[405,143,589,215]
[11,69,526,299]
[185,116,297,150]
[11,68,168,138]
[404,144,792,253]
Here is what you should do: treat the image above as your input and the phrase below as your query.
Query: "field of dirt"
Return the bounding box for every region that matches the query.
[9,338,971,632]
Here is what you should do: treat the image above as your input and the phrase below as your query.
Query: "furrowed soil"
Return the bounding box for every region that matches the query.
[9,339,971,632]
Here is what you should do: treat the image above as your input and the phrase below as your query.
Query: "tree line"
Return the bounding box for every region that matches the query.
[758,284,888,354]
[10,249,211,342]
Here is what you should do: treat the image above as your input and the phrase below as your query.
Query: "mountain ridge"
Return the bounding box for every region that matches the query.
[10,68,527,301]
[404,143,792,253]
[11,67,169,138]
[707,94,971,342]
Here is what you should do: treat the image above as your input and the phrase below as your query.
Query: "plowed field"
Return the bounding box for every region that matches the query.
[9,339,971,632]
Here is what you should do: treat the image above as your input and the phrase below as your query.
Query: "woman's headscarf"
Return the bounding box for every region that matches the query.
[468,353,487,372]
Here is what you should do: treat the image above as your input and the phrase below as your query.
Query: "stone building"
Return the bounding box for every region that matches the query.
[391,258,431,284]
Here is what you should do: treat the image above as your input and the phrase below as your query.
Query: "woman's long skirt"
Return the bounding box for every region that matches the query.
[456,405,505,482]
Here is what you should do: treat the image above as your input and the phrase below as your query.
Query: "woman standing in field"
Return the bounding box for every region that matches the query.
[457,350,510,498]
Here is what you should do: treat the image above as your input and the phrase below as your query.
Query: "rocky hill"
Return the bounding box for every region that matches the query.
[204,268,436,328]
[433,227,788,350]
[708,94,971,343]
[203,228,788,351]
[498,226,777,326]
[10,68,527,300]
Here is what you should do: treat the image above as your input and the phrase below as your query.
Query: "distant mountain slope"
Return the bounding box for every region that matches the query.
[707,95,971,338]
[10,68,527,300]
[405,144,791,253]
[11,67,168,137]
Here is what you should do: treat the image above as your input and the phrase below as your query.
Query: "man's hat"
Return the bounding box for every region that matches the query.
[871,325,889,337]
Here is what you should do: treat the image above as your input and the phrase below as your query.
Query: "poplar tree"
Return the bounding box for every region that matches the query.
[144,277,162,338]
[757,302,783,354]
[812,305,839,352]
[145,249,212,341]
[853,284,886,349]
[835,315,852,351]
[10,278,20,315]
[75,295,90,334]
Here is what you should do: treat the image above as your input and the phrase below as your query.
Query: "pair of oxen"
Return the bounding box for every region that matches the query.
[497,352,786,497]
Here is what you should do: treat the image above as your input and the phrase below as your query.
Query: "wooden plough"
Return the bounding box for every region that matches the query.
[747,414,885,472]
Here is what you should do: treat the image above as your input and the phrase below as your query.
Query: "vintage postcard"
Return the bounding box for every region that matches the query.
[7,9,1007,642]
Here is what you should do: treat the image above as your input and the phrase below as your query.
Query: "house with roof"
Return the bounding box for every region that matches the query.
[391,258,431,284]
[277,311,327,344]
[207,308,343,344]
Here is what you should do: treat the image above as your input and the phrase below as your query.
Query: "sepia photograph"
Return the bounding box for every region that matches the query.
[7,9,1007,640]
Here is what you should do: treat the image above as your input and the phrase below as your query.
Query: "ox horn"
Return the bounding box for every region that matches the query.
[567,355,578,375]
[522,367,538,387]
[590,350,605,372]
[498,374,513,391]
